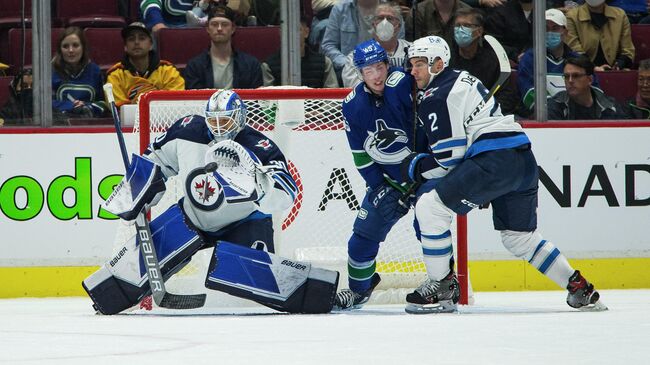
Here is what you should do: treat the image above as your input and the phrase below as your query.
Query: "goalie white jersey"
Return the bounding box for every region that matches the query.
[145,115,297,233]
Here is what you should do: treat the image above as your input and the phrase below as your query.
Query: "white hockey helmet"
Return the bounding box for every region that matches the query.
[205,89,247,141]
[408,36,451,85]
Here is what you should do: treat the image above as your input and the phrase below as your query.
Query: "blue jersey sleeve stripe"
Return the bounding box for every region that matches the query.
[465,133,531,158]
[436,157,463,168]
[432,138,468,151]
[272,174,297,201]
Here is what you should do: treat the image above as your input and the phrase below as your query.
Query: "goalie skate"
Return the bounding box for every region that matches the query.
[333,273,381,311]
[566,270,608,312]
[405,270,460,314]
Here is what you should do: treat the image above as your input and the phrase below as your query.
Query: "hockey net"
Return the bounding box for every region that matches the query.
[124,88,469,307]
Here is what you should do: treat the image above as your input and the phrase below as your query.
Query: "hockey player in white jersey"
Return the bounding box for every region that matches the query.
[334,39,428,310]
[83,90,339,314]
[401,36,606,313]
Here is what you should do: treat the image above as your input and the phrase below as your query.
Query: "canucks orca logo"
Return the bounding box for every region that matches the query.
[363,119,411,164]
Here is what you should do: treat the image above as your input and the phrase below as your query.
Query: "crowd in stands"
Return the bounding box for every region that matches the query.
[1,0,650,127]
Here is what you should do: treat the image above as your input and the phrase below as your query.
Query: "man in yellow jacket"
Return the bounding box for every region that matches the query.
[565,0,635,72]
[107,22,185,107]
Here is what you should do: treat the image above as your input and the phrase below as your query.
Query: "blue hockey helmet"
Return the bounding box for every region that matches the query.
[353,39,388,70]
[205,89,247,141]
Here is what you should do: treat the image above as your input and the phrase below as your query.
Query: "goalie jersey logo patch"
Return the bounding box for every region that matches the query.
[185,168,225,211]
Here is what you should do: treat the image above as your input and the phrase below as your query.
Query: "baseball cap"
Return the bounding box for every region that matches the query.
[121,22,152,40]
[545,9,566,27]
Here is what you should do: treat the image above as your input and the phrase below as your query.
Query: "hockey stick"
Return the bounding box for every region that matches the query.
[103,84,206,310]
[463,35,512,127]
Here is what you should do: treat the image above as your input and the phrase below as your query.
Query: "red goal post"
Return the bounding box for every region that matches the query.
[134,88,470,305]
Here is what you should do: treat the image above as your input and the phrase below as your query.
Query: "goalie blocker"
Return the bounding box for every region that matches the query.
[83,205,339,314]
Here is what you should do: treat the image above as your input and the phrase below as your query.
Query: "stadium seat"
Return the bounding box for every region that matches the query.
[157,28,210,70]
[631,24,650,67]
[83,28,124,71]
[0,0,32,18]
[232,26,281,62]
[594,70,638,104]
[7,28,63,74]
[0,76,12,110]
[57,0,124,27]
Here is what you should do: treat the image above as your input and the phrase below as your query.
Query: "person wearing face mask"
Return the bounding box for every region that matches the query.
[449,7,519,115]
[565,0,635,71]
[517,8,599,117]
[341,3,411,87]
[51,27,107,120]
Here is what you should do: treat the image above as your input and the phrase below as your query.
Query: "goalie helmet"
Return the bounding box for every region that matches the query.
[205,90,247,141]
[353,39,388,70]
[408,36,451,69]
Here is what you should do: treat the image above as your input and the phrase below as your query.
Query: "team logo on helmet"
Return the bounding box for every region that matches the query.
[185,168,225,211]
[363,119,411,164]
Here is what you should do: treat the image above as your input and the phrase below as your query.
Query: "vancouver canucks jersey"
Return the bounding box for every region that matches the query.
[52,62,106,116]
[141,0,192,28]
[145,115,296,233]
[417,68,530,175]
[342,68,427,191]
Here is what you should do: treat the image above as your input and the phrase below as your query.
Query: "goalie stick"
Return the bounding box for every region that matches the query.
[103,83,206,310]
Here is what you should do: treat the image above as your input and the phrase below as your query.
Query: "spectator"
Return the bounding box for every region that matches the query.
[142,0,251,32]
[321,0,405,73]
[484,0,533,63]
[407,0,471,45]
[517,9,598,116]
[565,0,635,71]
[51,27,106,119]
[0,69,33,125]
[547,55,628,120]
[262,16,338,88]
[183,5,263,89]
[186,0,252,27]
[625,59,650,119]
[449,7,519,114]
[608,0,648,24]
[107,22,185,107]
[341,2,410,88]
[641,0,650,24]
[459,0,505,8]
[309,0,339,48]
[0,62,8,76]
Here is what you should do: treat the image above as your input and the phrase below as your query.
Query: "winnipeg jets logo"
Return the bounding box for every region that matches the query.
[194,178,216,203]
[185,168,225,211]
[256,139,272,150]
[363,119,411,164]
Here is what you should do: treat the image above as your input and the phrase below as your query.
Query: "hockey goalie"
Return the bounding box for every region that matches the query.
[83,90,339,314]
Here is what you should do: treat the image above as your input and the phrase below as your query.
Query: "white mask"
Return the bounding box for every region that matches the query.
[375,19,395,42]
[585,0,605,6]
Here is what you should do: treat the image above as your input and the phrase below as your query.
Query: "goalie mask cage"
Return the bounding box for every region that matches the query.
[129,88,469,306]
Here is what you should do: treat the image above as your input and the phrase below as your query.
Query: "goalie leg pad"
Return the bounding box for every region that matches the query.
[206,242,339,313]
[83,204,204,314]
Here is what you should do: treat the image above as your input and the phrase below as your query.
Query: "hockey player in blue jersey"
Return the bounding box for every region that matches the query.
[334,39,428,310]
[83,90,339,314]
[401,36,607,313]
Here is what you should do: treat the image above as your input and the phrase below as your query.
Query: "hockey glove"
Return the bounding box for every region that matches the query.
[368,184,410,222]
[401,152,449,183]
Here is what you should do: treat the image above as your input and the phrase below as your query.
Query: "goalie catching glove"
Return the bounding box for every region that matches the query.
[205,139,296,213]
[103,154,166,221]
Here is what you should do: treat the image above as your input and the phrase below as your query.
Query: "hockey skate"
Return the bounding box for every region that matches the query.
[566,270,608,311]
[405,270,460,314]
[333,273,381,311]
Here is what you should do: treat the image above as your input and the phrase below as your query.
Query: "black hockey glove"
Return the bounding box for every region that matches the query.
[401,152,428,183]
[368,184,410,222]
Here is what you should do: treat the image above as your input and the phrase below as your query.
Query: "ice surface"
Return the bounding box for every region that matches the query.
[1,289,648,365]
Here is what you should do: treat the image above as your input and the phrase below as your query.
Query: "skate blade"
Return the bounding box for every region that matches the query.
[578,300,608,312]
[405,300,457,314]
